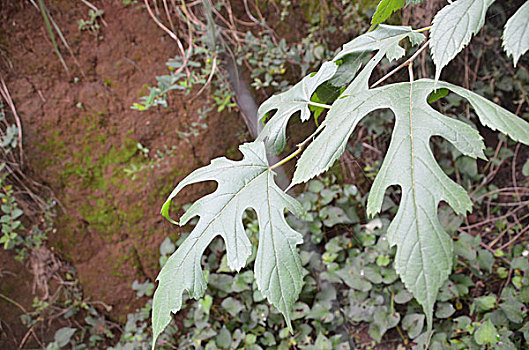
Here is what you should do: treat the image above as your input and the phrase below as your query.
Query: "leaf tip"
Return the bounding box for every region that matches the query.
[160,202,178,225]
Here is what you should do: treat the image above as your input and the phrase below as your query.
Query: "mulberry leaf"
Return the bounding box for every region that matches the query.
[153,141,304,348]
[292,79,529,329]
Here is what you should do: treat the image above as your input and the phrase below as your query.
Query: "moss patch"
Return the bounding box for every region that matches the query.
[38,113,150,243]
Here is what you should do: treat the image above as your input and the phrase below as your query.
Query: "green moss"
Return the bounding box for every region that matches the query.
[36,113,152,241]
[126,202,144,224]
[79,197,121,239]
[111,247,140,274]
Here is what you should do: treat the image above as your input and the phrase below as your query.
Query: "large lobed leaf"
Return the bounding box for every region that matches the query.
[291,79,529,328]
[153,141,304,348]
[502,1,529,67]
[430,0,495,80]
[257,25,424,155]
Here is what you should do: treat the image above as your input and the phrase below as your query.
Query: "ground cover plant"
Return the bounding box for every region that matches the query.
[152,0,529,348]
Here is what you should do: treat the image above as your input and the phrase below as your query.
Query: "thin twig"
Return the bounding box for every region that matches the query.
[144,0,184,53]
[497,225,529,251]
[371,40,431,88]
[0,292,27,314]
[0,75,24,166]
[162,0,177,34]
[191,56,217,99]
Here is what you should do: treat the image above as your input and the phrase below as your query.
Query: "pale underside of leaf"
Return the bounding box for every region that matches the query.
[430,0,495,80]
[292,79,529,328]
[334,25,424,64]
[256,25,424,155]
[502,1,529,67]
[256,61,338,154]
[153,142,304,349]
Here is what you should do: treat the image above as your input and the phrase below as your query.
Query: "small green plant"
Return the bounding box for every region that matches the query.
[131,70,186,111]
[177,106,209,140]
[152,1,529,348]
[123,143,180,180]
[0,166,24,249]
[78,9,104,34]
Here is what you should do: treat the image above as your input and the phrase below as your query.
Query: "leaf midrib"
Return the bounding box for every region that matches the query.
[265,171,290,317]
[407,81,432,307]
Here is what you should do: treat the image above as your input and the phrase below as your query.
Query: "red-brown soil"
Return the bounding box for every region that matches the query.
[0,0,246,326]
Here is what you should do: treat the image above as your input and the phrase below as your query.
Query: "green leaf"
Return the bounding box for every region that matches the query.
[522,157,529,176]
[158,237,175,256]
[10,208,23,220]
[256,62,338,154]
[371,0,405,29]
[314,333,332,349]
[402,313,425,339]
[335,267,372,292]
[472,295,497,313]
[221,297,244,317]
[503,1,529,67]
[455,232,479,261]
[153,142,304,348]
[499,295,525,323]
[54,327,76,348]
[292,79,529,330]
[334,25,424,67]
[474,319,499,345]
[427,87,449,104]
[521,322,529,343]
[394,289,413,304]
[430,0,495,80]
[216,327,232,348]
[512,256,529,271]
[435,302,455,318]
[478,249,494,272]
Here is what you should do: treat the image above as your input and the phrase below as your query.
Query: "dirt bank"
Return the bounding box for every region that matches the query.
[0,0,246,319]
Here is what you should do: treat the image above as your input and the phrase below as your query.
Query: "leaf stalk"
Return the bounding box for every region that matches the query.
[414,26,432,33]
[269,146,304,170]
[308,101,332,109]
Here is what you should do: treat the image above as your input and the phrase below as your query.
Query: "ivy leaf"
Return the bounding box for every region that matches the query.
[474,319,499,345]
[371,0,405,29]
[292,79,529,329]
[430,0,495,80]
[256,62,337,154]
[502,1,529,67]
[153,141,304,348]
[402,313,425,339]
[257,25,424,155]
